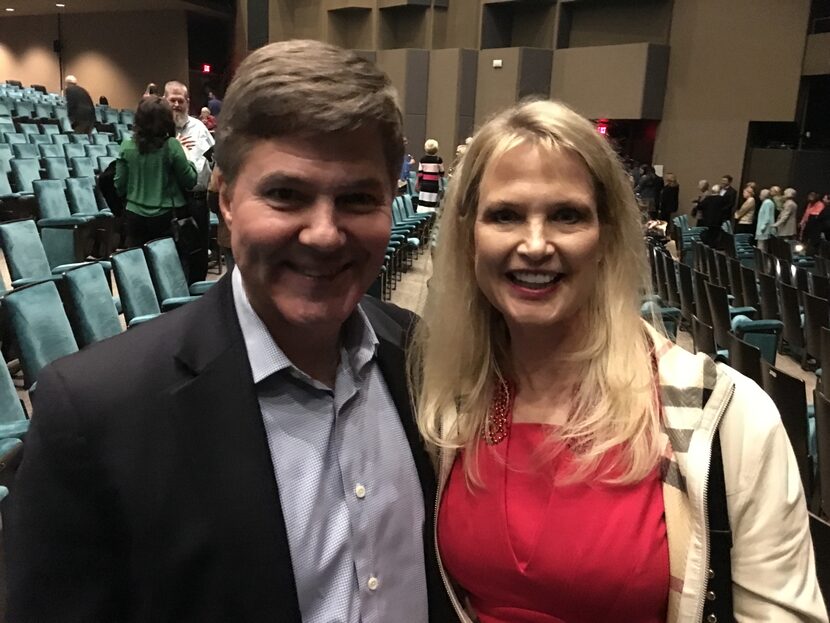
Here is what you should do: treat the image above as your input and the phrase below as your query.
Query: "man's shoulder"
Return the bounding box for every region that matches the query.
[360,297,417,347]
[186,116,211,135]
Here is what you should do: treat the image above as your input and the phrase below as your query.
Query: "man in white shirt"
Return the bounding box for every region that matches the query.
[164,80,215,282]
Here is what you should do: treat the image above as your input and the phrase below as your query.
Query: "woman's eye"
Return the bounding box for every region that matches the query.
[488,209,519,224]
[552,208,582,224]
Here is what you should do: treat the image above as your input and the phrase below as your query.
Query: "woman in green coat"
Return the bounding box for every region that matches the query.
[114,96,197,247]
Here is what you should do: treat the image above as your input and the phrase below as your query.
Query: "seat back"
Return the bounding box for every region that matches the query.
[662,253,681,308]
[727,258,745,306]
[84,144,107,160]
[815,394,830,520]
[70,156,95,178]
[779,281,805,351]
[814,274,830,300]
[757,272,780,320]
[809,513,830,612]
[728,333,762,386]
[0,218,53,281]
[144,237,190,302]
[17,123,38,137]
[61,262,122,347]
[3,133,26,145]
[691,315,717,356]
[33,179,73,219]
[52,134,70,146]
[0,352,25,425]
[111,248,162,322]
[705,280,732,350]
[69,133,90,145]
[4,280,78,387]
[41,124,60,137]
[92,132,113,145]
[12,143,38,159]
[106,143,120,158]
[804,293,829,365]
[653,247,669,303]
[761,360,811,494]
[740,264,760,308]
[9,158,41,193]
[97,156,115,173]
[28,134,51,145]
[43,157,70,182]
[677,260,696,323]
[38,143,62,159]
[65,177,101,216]
[63,142,85,160]
[693,270,712,325]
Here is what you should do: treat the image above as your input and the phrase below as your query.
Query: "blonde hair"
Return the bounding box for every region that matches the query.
[409,99,660,485]
[424,139,439,155]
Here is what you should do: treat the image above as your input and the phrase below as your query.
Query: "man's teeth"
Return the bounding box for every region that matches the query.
[512,271,558,285]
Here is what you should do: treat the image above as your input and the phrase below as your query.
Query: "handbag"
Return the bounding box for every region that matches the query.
[703,428,735,622]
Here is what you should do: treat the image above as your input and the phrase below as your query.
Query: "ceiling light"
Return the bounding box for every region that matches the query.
[55,3,65,6]
[5,7,14,11]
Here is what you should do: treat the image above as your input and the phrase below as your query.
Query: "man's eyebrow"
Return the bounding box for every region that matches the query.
[255,173,387,194]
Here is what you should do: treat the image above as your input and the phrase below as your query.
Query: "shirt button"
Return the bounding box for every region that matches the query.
[354,484,366,499]
[367,576,379,591]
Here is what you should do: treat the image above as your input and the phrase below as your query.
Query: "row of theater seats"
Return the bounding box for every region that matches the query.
[646,235,830,521]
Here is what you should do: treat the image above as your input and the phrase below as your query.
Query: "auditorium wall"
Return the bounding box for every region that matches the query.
[0,11,189,110]
[652,0,811,211]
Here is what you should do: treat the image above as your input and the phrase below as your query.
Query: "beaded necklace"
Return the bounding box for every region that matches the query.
[484,379,514,446]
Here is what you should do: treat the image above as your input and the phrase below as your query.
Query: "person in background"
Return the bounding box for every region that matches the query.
[634,164,660,219]
[770,185,784,219]
[691,179,709,211]
[410,98,827,623]
[112,96,196,247]
[199,106,217,132]
[416,138,444,212]
[206,89,222,117]
[719,174,738,216]
[692,183,726,247]
[399,137,416,193]
[755,188,776,251]
[773,187,798,240]
[800,191,824,243]
[63,75,95,134]
[734,185,756,236]
[658,172,679,222]
[164,80,215,282]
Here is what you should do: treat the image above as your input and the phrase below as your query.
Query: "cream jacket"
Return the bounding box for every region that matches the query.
[433,327,828,622]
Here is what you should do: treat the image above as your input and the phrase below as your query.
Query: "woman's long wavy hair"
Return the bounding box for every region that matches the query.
[133,96,175,154]
[409,99,660,485]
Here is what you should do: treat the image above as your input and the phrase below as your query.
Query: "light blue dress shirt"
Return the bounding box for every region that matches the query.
[231,269,428,623]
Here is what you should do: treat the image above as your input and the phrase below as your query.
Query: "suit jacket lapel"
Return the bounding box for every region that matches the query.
[169,277,302,619]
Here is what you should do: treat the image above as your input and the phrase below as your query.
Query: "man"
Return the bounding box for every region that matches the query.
[63,74,95,134]
[6,40,455,622]
[634,164,660,219]
[207,89,222,117]
[719,173,738,219]
[692,183,727,248]
[165,80,215,282]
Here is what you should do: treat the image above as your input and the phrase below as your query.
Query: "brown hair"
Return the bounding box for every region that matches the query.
[133,96,175,154]
[215,40,404,187]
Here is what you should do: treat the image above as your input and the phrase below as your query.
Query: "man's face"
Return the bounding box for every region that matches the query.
[164,86,189,127]
[219,127,393,338]
[721,177,731,188]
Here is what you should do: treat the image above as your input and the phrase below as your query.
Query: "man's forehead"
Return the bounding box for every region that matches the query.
[166,87,188,99]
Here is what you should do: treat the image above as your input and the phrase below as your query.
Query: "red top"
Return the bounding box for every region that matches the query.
[438,424,669,623]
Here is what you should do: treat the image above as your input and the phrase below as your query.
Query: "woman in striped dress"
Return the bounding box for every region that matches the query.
[416,138,444,211]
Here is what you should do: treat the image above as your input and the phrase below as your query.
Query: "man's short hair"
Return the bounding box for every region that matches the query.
[215,39,404,189]
[164,81,189,99]
[722,174,733,183]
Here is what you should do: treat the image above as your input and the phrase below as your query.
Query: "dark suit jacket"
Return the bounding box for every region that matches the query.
[65,84,95,134]
[5,276,456,622]
[721,185,738,219]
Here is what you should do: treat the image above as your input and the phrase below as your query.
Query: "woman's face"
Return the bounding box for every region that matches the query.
[473,142,602,337]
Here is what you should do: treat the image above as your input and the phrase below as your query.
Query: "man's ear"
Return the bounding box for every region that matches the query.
[218,171,233,229]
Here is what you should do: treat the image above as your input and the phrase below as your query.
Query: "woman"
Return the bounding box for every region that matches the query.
[114,96,197,247]
[410,100,826,622]
[800,191,825,241]
[416,138,444,212]
[773,187,797,240]
[754,188,776,251]
[690,179,708,215]
[658,172,679,222]
[199,106,217,131]
[733,185,756,235]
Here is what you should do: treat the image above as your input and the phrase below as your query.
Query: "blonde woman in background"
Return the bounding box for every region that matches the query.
[774,187,798,240]
[417,139,444,211]
[734,185,756,235]
[410,99,826,623]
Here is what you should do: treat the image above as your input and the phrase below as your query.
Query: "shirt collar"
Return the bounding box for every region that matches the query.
[231,267,378,386]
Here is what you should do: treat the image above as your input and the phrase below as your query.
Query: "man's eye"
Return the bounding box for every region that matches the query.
[339,193,378,210]
[267,188,298,202]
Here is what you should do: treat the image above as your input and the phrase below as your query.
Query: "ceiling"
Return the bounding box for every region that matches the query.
[0,0,233,18]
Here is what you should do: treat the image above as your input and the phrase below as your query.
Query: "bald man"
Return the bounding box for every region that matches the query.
[63,75,95,134]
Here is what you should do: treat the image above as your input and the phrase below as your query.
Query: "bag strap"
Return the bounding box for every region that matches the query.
[703,427,735,623]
